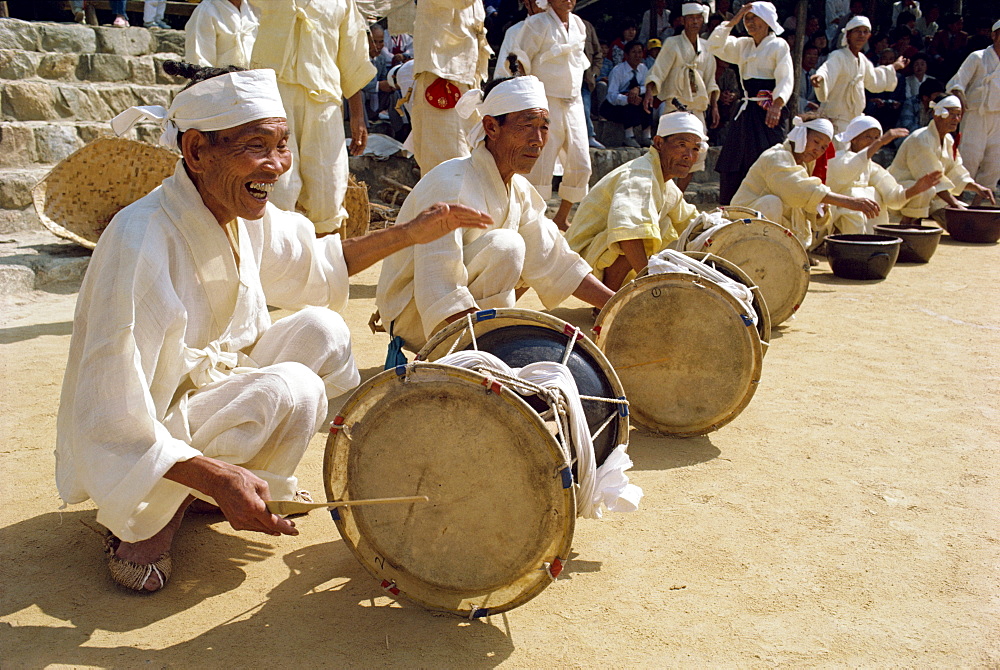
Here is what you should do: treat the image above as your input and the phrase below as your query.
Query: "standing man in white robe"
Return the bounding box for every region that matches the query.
[826,114,941,234]
[888,96,996,226]
[410,0,491,174]
[376,75,614,352]
[185,0,259,69]
[59,65,491,594]
[810,16,908,139]
[643,2,720,193]
[249,0,374,235]
[508,0,592,230]
[565,112,705,291]
[947,20,1000,200]
[732,116,880,249]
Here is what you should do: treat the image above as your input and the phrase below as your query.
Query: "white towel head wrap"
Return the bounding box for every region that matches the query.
[992,18,1000,32]
[456,75,549,148]
[656,111,709,141]
[835,114,882,143]
[787,116,834,153]
[840,15,872,46]
[930,95,962,117]
[747,2,783,35]
[110,69,286,152]
[682,2,704,16]
[535,0,549,9]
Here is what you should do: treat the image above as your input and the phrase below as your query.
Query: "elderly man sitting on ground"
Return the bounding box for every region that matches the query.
[375,74,615,354]
[56,62,491,594]
[564,111,706,292]
[731,115,881,250]
[888,95,996,226]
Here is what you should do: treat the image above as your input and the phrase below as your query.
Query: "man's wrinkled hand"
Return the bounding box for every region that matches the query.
[403,202,492,245]
[212,464,298,537]
[349,117,368,156]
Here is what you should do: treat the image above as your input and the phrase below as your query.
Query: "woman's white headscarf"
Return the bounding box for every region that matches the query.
[455,76,549,148]
[111,69,286,152]
[747,2,783,35]
[930,95,962,117]
[835,114,882,143]
[787,116,834,152]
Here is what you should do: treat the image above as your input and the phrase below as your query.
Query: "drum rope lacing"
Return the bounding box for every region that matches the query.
[435,349,642,520]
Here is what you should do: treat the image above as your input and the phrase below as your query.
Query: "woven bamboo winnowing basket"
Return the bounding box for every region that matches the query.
[343,174,371,239]
[32,137,180,249]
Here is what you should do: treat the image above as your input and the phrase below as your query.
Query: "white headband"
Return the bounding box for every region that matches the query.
[930,95,962,117]
[682,3,704,16]
[747,2,783,35]
[456,76,549,148]
[992,18,1000,32]
[835,114,882,143]
[788,116,834,153]
[840,15,872,46]
[536,0,548,9]
[111,69,286,152]
[656,111,708,141]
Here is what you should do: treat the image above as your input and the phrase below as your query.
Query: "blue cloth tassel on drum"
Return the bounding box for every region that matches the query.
[384,322,408,370]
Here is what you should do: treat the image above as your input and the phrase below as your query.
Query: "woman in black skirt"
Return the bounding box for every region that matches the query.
[707,1,794,204]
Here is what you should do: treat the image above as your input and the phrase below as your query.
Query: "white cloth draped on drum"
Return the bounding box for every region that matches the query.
[646,249,758,326]
[437,350,643,519]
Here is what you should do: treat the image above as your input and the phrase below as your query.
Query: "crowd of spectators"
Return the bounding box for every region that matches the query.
[8,0,994,152]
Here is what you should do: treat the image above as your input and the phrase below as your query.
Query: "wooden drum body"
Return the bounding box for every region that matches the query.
[324,363,575,617]
[593,273,762,436]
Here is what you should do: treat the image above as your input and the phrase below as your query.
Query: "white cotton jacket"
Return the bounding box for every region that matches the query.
[376,144,592,340]
[413,0,490,87]
[647,33,719,112]
[947,46,1000,113]
[814,47,899,124]
[56,164,353,543]
[707,22,794,104]
[509,8,589,99]
[184,0,259,69]
[828,149,908,226]
[249,0,375,102]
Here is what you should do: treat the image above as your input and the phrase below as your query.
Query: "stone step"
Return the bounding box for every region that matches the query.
[0,166,50,211]
[1,79,176,122]
[0,119,164,168]
[0,231,91,296]
[0,19,184,58]
[0,48,186,85]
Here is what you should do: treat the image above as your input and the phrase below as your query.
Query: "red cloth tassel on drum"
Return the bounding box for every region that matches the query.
[813,142,836,183]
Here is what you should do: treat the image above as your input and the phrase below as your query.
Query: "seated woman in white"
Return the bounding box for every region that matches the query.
[826,115,941,234]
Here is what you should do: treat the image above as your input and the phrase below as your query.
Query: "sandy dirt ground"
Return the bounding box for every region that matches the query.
[1,236,998,668]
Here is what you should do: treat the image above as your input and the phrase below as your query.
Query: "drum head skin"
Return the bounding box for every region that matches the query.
[681,251,772,354]
[324,363,575,617]
[417,308,629,467]
[594,274,762,436]
[702,213,810,326]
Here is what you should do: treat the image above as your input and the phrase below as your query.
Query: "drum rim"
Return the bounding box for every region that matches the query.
[700,217,810,326]
[593,272,763,436]
[417,307,629,448]
[323,362,576,617]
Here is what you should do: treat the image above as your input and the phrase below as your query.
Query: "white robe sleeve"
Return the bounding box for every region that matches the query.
[707,22,742,64]
[258,208,350,313]
[864,59,899,93]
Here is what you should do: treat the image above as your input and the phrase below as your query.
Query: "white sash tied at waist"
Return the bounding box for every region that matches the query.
[182,340,254,388]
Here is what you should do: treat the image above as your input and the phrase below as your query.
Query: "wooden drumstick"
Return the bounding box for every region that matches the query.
[265,495,429,516]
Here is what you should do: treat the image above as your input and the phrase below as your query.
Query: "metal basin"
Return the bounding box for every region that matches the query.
[873,223,943,263]
[825,234,902,280]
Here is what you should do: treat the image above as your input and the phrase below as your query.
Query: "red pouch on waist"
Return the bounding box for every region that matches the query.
[424,77,462,110]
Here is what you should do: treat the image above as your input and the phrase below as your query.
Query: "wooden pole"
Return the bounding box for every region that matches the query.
[0,2,9,19]
[790,0,807,114]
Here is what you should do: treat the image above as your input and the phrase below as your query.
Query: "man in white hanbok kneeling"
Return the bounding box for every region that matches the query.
[376,75,614,352]
[57,66,491,594]
[826,115,941,235]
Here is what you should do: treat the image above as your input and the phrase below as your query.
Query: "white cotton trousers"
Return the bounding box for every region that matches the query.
[410,73,472,175]
[747,194,816,249]
[527,95,592,203]
[392,228,526,351]
[826,185,889,235]
[271,82,349,235]
[143,307,360,536]
[143,0,166,23]
[960,109,1000,192]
